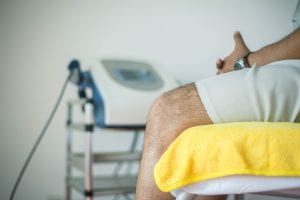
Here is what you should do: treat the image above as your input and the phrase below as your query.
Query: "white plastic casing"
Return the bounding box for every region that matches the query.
[89,59,178,126]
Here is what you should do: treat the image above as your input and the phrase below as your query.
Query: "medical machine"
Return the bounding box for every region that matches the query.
[68,59,178,128]
[11,58,177,200]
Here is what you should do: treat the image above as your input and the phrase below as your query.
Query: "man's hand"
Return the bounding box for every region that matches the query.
[216,31,250,74]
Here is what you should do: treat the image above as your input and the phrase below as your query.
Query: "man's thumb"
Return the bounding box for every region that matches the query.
[233,31,248,50]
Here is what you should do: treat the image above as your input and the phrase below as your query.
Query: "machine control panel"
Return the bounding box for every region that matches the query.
[102,60,164,91]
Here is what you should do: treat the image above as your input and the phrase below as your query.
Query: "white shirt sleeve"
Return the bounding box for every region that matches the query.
[292,0,300,29]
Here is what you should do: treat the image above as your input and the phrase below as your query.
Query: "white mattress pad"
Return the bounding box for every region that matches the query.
[172,175,300,196]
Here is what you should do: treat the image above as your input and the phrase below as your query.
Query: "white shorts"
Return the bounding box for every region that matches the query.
[195,60,300,123]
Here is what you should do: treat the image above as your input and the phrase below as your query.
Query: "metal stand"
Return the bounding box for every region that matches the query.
[65,99,142,200]
[233,194,245,200]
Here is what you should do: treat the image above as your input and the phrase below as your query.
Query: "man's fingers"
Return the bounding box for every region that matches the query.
[216,58,224,69]
[217,70,223,75]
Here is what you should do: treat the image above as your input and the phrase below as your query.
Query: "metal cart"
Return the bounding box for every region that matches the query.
[65,98,143,200]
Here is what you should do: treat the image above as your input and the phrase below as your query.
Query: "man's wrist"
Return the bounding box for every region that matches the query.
[247,51,254,66]
[234,52,252,70]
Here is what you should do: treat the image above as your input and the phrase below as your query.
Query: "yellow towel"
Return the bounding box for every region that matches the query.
[154,122,300,192]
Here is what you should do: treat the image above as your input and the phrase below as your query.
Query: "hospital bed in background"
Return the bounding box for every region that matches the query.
[65,59,178,200]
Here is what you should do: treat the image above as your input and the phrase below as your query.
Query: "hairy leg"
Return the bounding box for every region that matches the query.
[136,83,226,200]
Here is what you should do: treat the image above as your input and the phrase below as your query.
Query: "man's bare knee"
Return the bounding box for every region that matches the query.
[145,83,212,149]
[148,83,212,127]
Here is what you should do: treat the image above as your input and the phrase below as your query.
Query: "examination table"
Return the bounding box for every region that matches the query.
[154,122,300,200]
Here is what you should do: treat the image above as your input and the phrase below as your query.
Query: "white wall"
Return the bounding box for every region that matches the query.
[0,0,297,199]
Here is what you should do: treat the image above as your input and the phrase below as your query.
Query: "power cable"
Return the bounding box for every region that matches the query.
[9,74,71,200]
